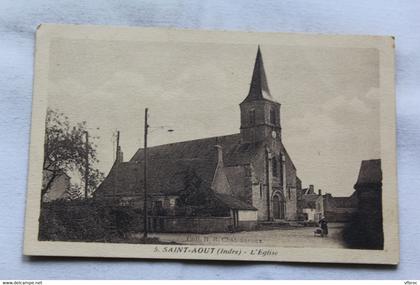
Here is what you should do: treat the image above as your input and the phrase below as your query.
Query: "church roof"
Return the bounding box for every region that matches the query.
[95,131,297,200]
[131,132,294,169]
[94,158,257,211]
[215,193,257,210]
[131,133,258,167]
[94,137,258,211]
[241,46,277,104]
[95,134,259,198]
[95,158,218,198]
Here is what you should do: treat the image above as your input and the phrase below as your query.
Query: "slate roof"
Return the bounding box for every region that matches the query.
[354,159,382,187]
[96,128,297,199]
[95,157,217,198]
[95,133,261,206]
[215,193,257,211]
[131,134,258,167]
[302,188,312,195]
[241,46,277,104]
[95,154,258,212]
[302,194,320,209]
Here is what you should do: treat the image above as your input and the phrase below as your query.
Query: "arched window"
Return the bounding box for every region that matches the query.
[272,157,278,177]
[249,109,256,125]
[270,108,276,125]
[280,153,284,185]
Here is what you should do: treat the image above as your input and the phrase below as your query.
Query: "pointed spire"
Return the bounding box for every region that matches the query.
[242,46,275,103]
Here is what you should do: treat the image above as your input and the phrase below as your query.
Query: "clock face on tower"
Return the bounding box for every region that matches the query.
[271,130,277,139]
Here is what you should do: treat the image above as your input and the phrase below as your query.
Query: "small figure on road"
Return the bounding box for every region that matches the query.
[319,217,329,237]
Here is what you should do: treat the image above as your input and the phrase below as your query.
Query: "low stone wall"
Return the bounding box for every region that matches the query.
[324,209,357,222]
[148,216,235,233]
[238,221,258,231]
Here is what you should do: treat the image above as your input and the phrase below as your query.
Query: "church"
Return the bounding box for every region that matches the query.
[94,47,302,232]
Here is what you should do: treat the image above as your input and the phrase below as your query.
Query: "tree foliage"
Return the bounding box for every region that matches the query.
[176,168,229,217]
[42,108,104,201]
[178,167,210,206]
[63,183,83,201]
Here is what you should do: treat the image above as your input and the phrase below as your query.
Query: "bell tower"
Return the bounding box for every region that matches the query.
[240,46,281,143]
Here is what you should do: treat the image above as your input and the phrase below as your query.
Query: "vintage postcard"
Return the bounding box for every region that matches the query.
[24,24,399,264]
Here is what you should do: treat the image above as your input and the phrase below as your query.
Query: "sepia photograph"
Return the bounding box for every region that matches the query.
[24,24,398,264]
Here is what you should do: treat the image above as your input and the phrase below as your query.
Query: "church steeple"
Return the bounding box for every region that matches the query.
[240,46,281,143]
[242,46,276,103]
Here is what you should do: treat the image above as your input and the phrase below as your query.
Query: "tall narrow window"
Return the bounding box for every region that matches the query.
[270,108,276,125]
[279,154,284,185]
[272,157,278,177]
[249,109,256,125]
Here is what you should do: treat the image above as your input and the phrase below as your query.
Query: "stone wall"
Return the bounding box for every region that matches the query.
[285,186,298,220]
[252,181,269,221]
[238,220,258,231]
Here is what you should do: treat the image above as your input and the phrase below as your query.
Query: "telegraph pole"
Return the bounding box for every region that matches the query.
[143,108,149,240]
[113,130,120,203]
[84,130,89,200]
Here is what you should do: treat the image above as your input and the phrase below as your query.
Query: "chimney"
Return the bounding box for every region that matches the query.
[215,145,224,167]
[115,131,123,163]
[318,189,322,196]
[117,146,124,163]
[309,184,314,194]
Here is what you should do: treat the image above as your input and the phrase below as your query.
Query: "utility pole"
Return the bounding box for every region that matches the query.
[143,108,149,240]
[84,130,89,200]
[113,130,120,203]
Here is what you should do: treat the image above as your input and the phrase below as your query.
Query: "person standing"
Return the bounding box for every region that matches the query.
[319,217,329,237]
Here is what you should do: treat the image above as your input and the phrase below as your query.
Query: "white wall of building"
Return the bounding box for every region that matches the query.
[238,210,258,221]
[303,208,316,221]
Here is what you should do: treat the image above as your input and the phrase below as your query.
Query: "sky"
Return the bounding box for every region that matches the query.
[47,37,380,196]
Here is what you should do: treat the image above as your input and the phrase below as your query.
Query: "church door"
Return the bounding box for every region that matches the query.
[273,195,285,220]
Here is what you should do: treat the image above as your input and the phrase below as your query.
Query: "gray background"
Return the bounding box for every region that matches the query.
[0,0,419,279]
